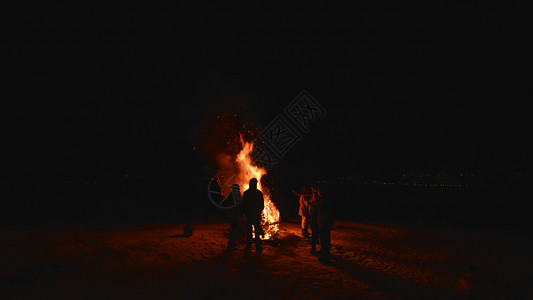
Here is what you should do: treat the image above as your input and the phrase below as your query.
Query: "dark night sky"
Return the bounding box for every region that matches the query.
[3,3,532,187]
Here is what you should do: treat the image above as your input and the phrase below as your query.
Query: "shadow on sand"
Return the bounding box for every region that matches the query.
[328,254,453,299]
[167,233,193,238]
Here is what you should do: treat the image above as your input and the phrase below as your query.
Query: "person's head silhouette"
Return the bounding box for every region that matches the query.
[249,178,258,190]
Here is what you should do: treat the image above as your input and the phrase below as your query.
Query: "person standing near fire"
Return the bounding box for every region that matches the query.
[223,184,243,252]
[309,186,321,254]
[243,178,264,253]
[292,187,312,238]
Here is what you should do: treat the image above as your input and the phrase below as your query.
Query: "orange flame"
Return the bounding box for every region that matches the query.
[235,137,280,239]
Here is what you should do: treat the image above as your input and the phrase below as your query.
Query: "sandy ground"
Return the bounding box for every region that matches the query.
[1,220,532,299]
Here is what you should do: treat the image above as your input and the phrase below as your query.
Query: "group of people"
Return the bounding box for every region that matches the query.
[221,178,333,263]
[223,178,264,253]
[293,185,333,263]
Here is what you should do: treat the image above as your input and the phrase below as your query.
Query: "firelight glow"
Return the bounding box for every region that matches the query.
[235,137,280,239]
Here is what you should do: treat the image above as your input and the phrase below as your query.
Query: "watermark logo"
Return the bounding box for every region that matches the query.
[284,90,326,133]
[252,90,326,170]
[250,140,279,170]
[259,115,301,158]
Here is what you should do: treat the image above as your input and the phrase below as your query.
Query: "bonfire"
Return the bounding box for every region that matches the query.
[234,138,280,239]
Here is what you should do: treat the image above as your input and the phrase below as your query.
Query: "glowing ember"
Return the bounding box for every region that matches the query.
[235,137,280,239]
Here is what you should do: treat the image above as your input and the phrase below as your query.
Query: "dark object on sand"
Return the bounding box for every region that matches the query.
[183,224,194,237]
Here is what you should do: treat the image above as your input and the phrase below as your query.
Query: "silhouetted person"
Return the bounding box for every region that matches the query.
[309,186,321,254]
[223,184,243,251]
[243,178,264,253]
[293,187,312,238]
[318,191,333,264]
